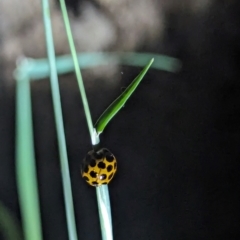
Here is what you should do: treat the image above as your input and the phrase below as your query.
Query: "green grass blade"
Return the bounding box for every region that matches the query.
[0,199,23,240]
[17,52,180,80]
[41,1,78,240]
[118,52,181,72]
[15,69,43,240]
[59,0,97,145]
[95,58,154,134]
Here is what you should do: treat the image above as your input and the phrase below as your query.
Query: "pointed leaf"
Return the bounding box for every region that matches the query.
[95,58,154,134]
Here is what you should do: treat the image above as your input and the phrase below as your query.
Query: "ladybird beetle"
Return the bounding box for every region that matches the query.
[81,148,117,187]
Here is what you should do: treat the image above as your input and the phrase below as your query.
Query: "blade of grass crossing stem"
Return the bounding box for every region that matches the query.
[59,0,96,145]
[95,58,154,134]
[41,1,78,240]
[15,73,43,240]
[119,52,181,72]
[18,52,180,81]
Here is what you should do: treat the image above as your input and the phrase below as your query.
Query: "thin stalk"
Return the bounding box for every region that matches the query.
[96,186,113,240]
[58,2,112,240]
[41,1,78,240]
[59,0,96,145]
[15,68,43,240]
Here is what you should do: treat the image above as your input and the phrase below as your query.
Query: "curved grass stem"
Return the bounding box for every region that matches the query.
[17,52,180,80]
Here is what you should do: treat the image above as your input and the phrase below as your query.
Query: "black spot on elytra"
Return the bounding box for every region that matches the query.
[108,173,113,180]
[100,174,107,180]
[83,176,89,182]
[102,182,108,185]
[92,181,98,186]
[98,161,106,169]
[107,165,113,172]
[90,171,97,178]
[90,159,96,167]
[106,154,114,162]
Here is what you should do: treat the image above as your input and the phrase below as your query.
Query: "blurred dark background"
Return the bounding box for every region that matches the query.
[0,0,240,239]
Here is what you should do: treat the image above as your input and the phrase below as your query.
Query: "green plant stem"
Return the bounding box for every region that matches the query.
[96,186,113,240]
[17,52,181,80]
[41,1,78,240]
[15,67,43,240]
[59,0,97,145]
[58,2,114,240]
